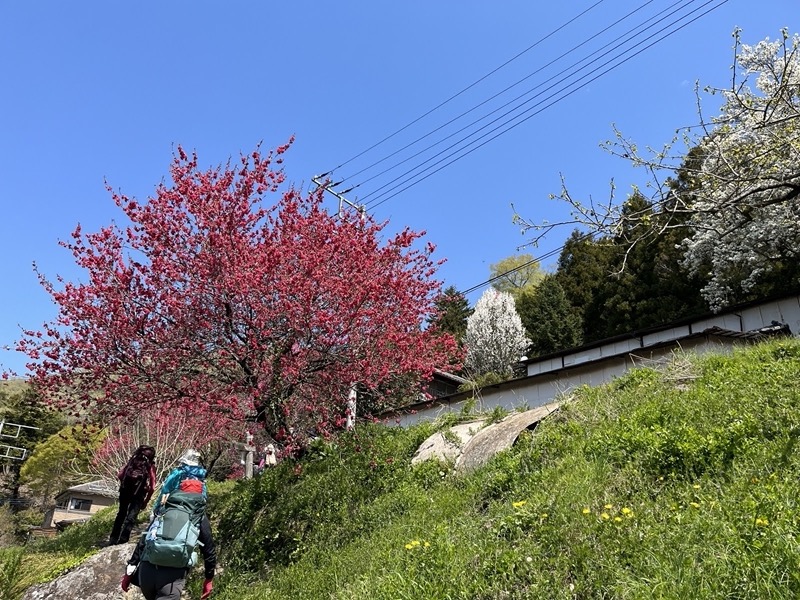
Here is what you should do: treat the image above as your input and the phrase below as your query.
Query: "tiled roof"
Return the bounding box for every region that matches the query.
[58,479,118,499]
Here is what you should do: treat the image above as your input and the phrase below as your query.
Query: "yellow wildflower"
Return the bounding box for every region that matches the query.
[604,503,613,510]
[512,500,527,508]
[613,516,623,523]
[601,512,610,520]
[582,508,591,515]
[690,502,700,508]
[621,507,632,515]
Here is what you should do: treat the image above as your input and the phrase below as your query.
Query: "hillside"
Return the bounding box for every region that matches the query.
[4,337,800,599]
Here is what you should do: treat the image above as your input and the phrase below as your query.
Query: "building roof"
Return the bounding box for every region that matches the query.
[56,479,118,500]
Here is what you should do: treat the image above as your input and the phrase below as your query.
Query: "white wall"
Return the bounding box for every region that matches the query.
[389,293,800,427]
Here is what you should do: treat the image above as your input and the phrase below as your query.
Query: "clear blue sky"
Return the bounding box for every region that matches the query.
[0,1,794,375]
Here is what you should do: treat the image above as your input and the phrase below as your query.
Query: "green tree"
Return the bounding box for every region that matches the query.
[427,286,472,346]
[0,385,64,509]
[553,230,615,343]
[588,193,707,340]
[19,424,104,509]
[516,275,583,357]
[489,254,544,301]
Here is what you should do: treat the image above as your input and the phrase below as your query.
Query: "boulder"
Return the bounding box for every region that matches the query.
[22,542,145,600]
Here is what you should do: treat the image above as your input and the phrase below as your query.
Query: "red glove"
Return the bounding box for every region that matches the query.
[120,574,132,592]
[201,579,213,599]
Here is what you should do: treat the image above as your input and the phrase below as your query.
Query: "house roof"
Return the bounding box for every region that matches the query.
[56,479,118,500]
[432,369,471,386]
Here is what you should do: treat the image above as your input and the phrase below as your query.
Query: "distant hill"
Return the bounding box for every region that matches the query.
[0,378,29,396]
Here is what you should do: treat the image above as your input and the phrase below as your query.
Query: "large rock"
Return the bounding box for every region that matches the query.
[411,420,487,466]
[411,403,561,474]
[455,403,560,474]
[22,542,145,600]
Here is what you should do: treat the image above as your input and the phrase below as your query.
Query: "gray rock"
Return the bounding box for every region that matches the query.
[21,542,145,600]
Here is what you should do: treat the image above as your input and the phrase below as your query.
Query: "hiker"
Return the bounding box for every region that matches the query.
[109,444,157,545]
[256,443,277,473]
[119,484,216,599]
[155,448,207,511]
[121,449,216,599]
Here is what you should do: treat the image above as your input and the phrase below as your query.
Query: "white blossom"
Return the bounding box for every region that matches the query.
[464,288,530,377]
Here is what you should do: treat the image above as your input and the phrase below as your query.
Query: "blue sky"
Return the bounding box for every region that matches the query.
[0,1,794,375]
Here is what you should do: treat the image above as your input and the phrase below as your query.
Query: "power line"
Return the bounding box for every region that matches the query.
[323,0,609,180]
[313,1,734,299]
[336,0,661,195]
[361,0,730,211]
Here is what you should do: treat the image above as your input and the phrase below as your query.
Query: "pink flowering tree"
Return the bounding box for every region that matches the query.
[88,405,240,483]
[17,141,460,453]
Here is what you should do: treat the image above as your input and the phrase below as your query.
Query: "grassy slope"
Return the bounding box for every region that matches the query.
[12,337,800,599]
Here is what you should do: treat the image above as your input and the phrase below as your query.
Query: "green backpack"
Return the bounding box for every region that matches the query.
[141,489,206,568]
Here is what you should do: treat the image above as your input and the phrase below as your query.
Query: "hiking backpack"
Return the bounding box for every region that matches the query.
[120,445,155,498]
[141,488,206,568]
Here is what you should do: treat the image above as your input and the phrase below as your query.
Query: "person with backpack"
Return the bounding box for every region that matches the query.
[155,448,207,511]
[120,450,216,600]
[109,444,157,545]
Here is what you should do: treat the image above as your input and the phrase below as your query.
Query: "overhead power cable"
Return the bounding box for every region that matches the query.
[337,0,660,194]
[361,0,730,211]
[322,0,608,180]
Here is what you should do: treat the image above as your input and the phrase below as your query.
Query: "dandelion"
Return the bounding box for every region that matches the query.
[405,540,421,549]
[690,502,700,508]
[601,512,610,520]
[755,518,769,527]
[512,500,527,508]
[614,516,623,523]
[582,508,591,515]
[540,513,548,520]
[604,503,613,510]
[621,507,632,515]
[424,541,430,547]
[693,484,701,489]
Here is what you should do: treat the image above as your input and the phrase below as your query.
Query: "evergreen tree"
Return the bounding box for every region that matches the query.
[516,276,583,357]
[0,385,64,510]
[427,286,472,346]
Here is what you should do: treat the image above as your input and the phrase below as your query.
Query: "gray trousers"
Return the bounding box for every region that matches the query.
[137,561,187,600]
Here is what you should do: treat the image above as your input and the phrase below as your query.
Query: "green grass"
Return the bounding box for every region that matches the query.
[12,337,800,599]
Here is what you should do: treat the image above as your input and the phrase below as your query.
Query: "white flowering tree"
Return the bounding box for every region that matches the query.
[464,288,531,378]
[514,29,800,310]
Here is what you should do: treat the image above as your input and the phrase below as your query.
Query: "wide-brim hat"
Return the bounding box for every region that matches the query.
[178,449,202,467]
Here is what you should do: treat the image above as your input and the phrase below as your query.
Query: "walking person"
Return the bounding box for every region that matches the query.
[155,448,207,510]
[120,449,216,599]
[109,444,157,545]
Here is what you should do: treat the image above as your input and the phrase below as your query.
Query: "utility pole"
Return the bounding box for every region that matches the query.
[311,175,366,221]
[0,419,40,461]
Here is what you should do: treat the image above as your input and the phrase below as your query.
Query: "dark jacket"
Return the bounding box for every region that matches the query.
[129,514,217,580]
[118,461,157,506]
